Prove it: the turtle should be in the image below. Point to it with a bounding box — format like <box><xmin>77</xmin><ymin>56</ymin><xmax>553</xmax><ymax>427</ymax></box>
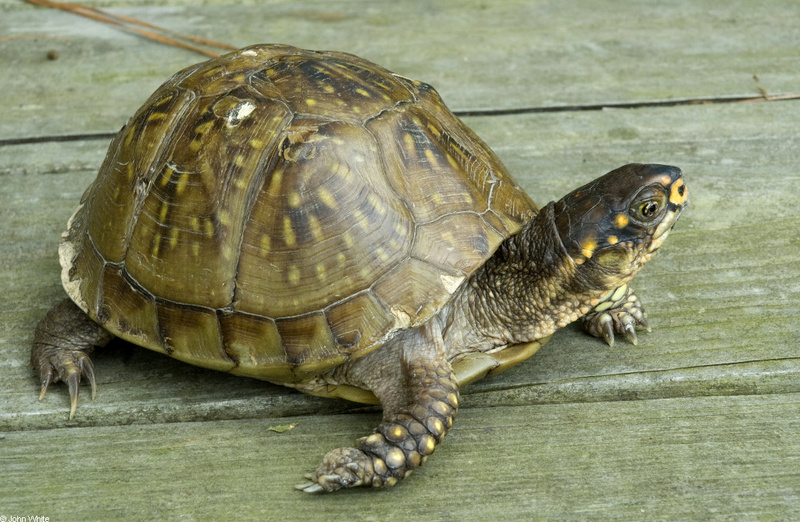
<box><xmin>31</xmin><ymin>44</ymin><xmax>688</xmax><ymax>492</ymax></box>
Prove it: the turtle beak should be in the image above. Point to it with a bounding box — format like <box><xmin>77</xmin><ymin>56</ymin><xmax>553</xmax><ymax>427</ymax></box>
<box><xmin>649</xmin><ymin>178</ymin><xmax>688</xmax><ymax>252</ymax></box>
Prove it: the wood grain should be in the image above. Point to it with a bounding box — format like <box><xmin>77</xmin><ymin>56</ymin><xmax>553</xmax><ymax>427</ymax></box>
<box><xmin>1</xmin><ymin>0</ymin><xmax>798</xmax><ymax>518</ymax></box>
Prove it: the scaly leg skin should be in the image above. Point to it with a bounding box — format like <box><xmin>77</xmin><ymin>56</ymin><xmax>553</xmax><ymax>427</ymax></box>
<box><xmin>31</xmin><ymin>298</ymin><xmax>114</xmax><ymax>419</ymax></box>
<box><xmin>296</xmin><ymin>323</ymin><xmax>458</xmax><ymax>493</ymax></box>
<box><xmin>583</xmin><ymin>283</ymin><xmax>651</xmax><ymax>346</ymax></box>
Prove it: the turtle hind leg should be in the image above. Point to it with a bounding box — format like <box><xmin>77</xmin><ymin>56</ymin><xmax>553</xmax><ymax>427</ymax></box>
<box><xmin>297</xmin><ymin>323</ymin><xmax>458</xmax><ymax>493</ymax></box>
<box><xmin>31</xmin><ymin>298</ymin><xmax>114</xmax><ymax>419</ymax></box>
<box><xmin>583</xmin><ymin>283</ymin><xmax>651</xmax><ymax>346</ymax></box>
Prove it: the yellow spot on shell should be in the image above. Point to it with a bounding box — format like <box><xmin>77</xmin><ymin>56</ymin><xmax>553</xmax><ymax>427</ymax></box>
<box><xmin>337</xmin><ymin>252</ymin><xmax>347</xmax><ymax>267</ymax></box>
<box><xmin>222</xmin><ymin>245</ymin><xmax>234</xmax><ymax>261</ymax></box>
<box><xmin>126</xmin><ymin>162</ymin><xmax>135</xmax><ymax>180</ymax></box>
<box><xmin>176</xmin><ymin>170</ymin><xmax>190</xmax><ymax>196</ymax></box>
<box><xmin>124</xmin><ymin>125</ymin><xmax>136</xmax><ymax>147</ymax></box>
<box><xmin>288</xmin><ymin>266</ymin><xmax>301</xmax><ymax>285</ymax></box>
<box><xmin>342</xmin><ymin>230</ymin><xmax>354</xmax><ymax>248</ymax></box>
<box><xmin>316</xmin><ymin>263</ymin><xmax>326</xmax><ymax>281</ymax></box>
<box><xmin>147</xmin><ymin>112</ymin><xmax>166</xmax><ymax>122</ymax></box>
<box><xmin>204</xmin><ymin>219</ymin><xmax>214</xmax><ymax>238</ymax></box>
<box><xmin>192</xmin><ymin>242</ymin><xmax>200</xmax><ymax>258</ymax></box>
<box><xmin>189</xmin><ymin>139</ymin><xmax>203</xmax><ymax>153</ymax></box>
<box><xmin>250</xmin><ymin>138</ymin><xmax>264</xmax><ymax>149</ymax></box>
<box><xmin>424</xmin><ymin>148</ymin><xmax>439</xmax><ymax>167</ymax></box>
<box><xmin>151</xmin><ymin>233</ymin><xmax>161</xmax><ymax>257</ymax></box>
<box><xmin>234</xmin><ymin>154</ymin><xmax>246</xmax><ymax>167</ymax></box>
<box><xmin>153</xmin><ymin>94</ymin><xmax>174</xmax><ymax>107</ymax></box>
<box><xmin>614</xmin><ymin>214</ymin><xmax>629</xmax><ymax>229</ymax></box>
<box><xmin>317</xmin><ymin>187</ymin><xmax>338</xmax><ymax>209</ymax></box>
<box><xmin>322</xmin><ymin>84</ymin><xmax>335</xmax><ymax>94</ymax></box>
<box><xmin>218</xmin><ymin>210</ymin><xmax>232</xmax><ymax>227</ymax></box>
<box><xmin>268</xmin><ymin>169</ymin><xmax>283</xmax><ymax>196</ymax></box>
<box><xmin>427</xmin><ymin>124</ymin><xmax>441</xmax><ymax>138</ymax></box>
<box><xmin>288</xmin><ymin>191</ymin><xmax>302</xmax><ymax>208</ymax></box>
<box><xmin>283</xmin><ymin>217</ymin><xmax>296</xmax><ymax>246</ymax></box>
<box><xmin>169</xmin><ymin>228</ymin><xmax>179</xmax><ymax>248</ymax></box>
<box><xmin>306</xmin><ymin>99</ymin><xmax>317</xmax><ymax>107</ymax></box>
<box><xmin>450</xmin><ymin>144</ymin><xmax>469</xmax><ymax>162</ymax></box>
<box><xmin>308</xmin><ymin>214</ymin><xmax>324</xmax><ymax>241</ymax></box>
<box><xmin>367</xmin><ymin>193</ymin><xmax>386</xmax><ymax>216</ymax></box>
<box><xmin>190</xmin><ymin>217</ymin><xmax>200</xmax><ymax>232</ymax></box>
<box><xmin>375</xmin><ymin>248</ymin><xmax>390</xmax><ymax>262</ymax></box>
<box><xmin>203</xmin><ymin>65</ymin><xmax>224</xmax><ymax>78</ymax></box>
<box><xmin>354</xmin><ymin>210</ymin><xmax>370</xmax><ymax>231</ymax></box>
<box><xmin>195</xmin><ymin>120</ymin><xmax>214</xmax><ymax>135</ymax></box>
<box><xmin>403</xmin><ymin>133</ymin><xmax>416</xmax><ymax>152</ymax></box>
<box><xmin>608</xmin><ymin>235</ymin><xmax>619</xmax><ymax>245</ymax></box>
<box><xmin>260</xmin><ymin>235</ymin><xmax>271</xmax><ymax>255</ymax></box>
<box><xmin>160</xmin><ymin>166</ymin><xmax>174</xmax><ymax>186</ymax></box>
<box><xmin>158</xmin><ymin>202</ymin><xmax>169</xmax><ymax>223</ymax></box>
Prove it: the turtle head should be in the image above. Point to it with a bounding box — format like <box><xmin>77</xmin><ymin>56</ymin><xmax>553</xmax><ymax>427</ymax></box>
<box><xmin>553</xmin><ymin>163</ymin><xmax>688</xmax><ymax>288</ymax></box>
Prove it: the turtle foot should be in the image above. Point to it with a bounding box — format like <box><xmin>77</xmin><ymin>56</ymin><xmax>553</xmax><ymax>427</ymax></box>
<box><xmin>584</xmin><ymin>284</ymin><xmax>650</xmax><ymax>346</ymax></box>
<box><xmin>31</xmin><ymin>299</ymin><xmax>113</xmax><ymax>419</ymax></box>
<box><xmin>296</xmin><ymin>447</ymin><xmax>378</xmax><ymax>493</ymax></box>
<box><xmin>34</xmin><ymin>347</ymin><xmax>97</xmax><ymax>420</ymax></box>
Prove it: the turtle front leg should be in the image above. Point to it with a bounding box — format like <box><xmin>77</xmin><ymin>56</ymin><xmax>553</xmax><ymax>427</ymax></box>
<box><xmin>583</xmin><ymin>283</ymin><xmax>650</xmax><ymax>346</ymax></box>
<box><xmin>31</xmin><ymin>298</ymin><xmax>114</xmax><ymax>418</ymax></box>
<box><xmin>297</xmin><ymin>322</ymin><xmax>458</xmax><ymax>493</ymax></box>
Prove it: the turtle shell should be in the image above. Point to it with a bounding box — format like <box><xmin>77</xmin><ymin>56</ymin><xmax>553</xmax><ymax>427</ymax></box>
<box><xmin>60</xmin><ymin>44</ymin><xmax>537</xmax><ymax>386</ymax></box>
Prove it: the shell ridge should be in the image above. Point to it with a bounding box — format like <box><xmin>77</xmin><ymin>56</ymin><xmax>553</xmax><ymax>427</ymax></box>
<box><xmin>227</xmin><ymin>101</ymin><xmax>293</xmax><ymax>312</ymax></box>
<box><xmin>362</xmin><ymin>120</ymin><xmax>418</xmax><ymax>223</ymax></box>
<box><xmin>118</xmin><ymin>86</ymin><xmax>199</xmax><ymax>269</ymax></box>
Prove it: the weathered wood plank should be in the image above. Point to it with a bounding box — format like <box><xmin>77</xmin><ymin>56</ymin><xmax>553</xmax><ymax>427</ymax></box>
<box><xmin>3</xmin><ymin>0</ymin><xmax>798</xmax><ymax>139</ymax></box>
<box><xmin>3</xmin><ymin>394</ymin><xmax>799</xmax><ymax>519</ymax></box>
<box><xmin>2</xmin><ymin>0</ymin><xmax>799</xmax><ymax>516</ymax></box>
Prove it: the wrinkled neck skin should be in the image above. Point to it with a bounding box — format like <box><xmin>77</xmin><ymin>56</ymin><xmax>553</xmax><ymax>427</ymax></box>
<box><xmin>441</xmin><ymin>203</ymin><xmax>605</xmax><ymax>357</ymax></box>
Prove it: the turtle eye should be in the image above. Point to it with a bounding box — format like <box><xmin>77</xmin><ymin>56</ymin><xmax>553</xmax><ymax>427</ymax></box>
<box><xmin>640</xmin><ymin>200</ymin><xmax>660</xmax><ymax>217</ymax></box>
<box><xmin>630</xmin><ymin>187</ymin><xmax>667</xmax><ymax>221</ymax></box>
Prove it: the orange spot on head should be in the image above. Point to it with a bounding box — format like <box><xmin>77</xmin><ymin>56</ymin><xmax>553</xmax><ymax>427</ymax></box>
<box><xmin>670</xmin><ymin>179</ymin><xmax>688</xmax><ymax>205</ymax></box>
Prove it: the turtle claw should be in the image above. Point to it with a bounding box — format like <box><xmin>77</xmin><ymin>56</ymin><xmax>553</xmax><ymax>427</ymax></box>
<box><xmin>295</xmin><ymin>481</ymin><xmax>325</xmax><ymax>494</ymax></box>
<box><xmin>299</xmin><ymin>447</ymin><xmax>375</xmax><ymax>492</ymax></box>
<box><xmin>599</xmin><ymin>317</ymin><xmax>616</xmax><ymax>347</ymax></box>
<box><xmin>623</xmin><ymin>323</ymin><xmax>638</xmax><ymax>346</ymax></box>
<box><xmin>38</xmin><ymin>371</ymin><xmax>54</xmax><ymax>401</ymax></box>
<box><xmin>34</xmin><ymin>348</ymin><xmax>97</xmax><ymax>419</ymax></box>
<box><xmin>584</xmin><ymin>286</ymin><xmax>649</xmax><ymax>346</ymax></box>
<box><xmin>638</xmin><ymin>315</ymin><xmax>652</xmax><ymax>332</ymax></box>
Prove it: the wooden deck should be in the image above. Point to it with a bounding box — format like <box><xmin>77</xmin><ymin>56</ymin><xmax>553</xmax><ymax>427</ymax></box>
<box><xmin>2</xmin><ymin>0</ymin><xmax>798</xmax><ymax>519</ymax></box>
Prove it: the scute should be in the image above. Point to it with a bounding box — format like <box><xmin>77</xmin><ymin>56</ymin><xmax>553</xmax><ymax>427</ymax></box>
<box><xmin>60</xmin><ymin>45</ymin><xmax>537</xmax><ymax>385</ymax></box>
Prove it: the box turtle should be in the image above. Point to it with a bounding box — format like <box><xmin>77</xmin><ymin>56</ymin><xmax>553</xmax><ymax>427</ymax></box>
<box><xmin>32</xmin><ymin>44</ymin><xmax>688</xmax><ymax>492</ymax></box>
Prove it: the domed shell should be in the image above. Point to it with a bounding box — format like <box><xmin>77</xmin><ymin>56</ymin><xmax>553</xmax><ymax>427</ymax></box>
<box><xmin>60</xmin><ymin>44</ymin><xmax>537</xmax><ymax>386</ymax></box>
